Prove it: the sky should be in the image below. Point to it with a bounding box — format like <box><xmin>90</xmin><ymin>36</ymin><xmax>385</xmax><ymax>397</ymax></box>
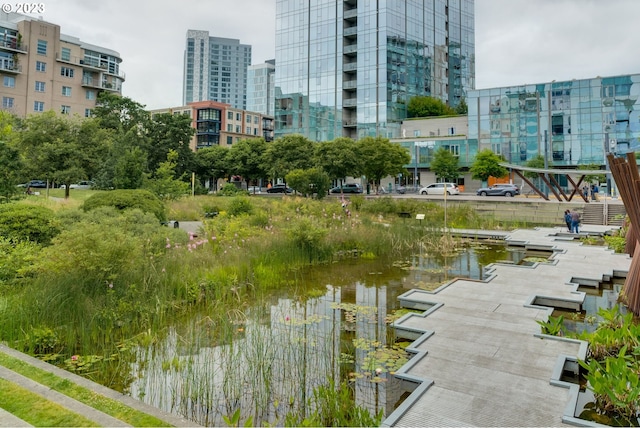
<box><xmin>32</xmin><ymin>0</ymin><xmax>640</xmax><ymax>110</ymax></box>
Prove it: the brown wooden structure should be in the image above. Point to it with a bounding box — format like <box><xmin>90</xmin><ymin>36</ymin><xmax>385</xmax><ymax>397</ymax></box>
<box><xmin>606</xmin><ymin>153</ymin><xmax>640</xmax><ymax>316</ymax></box>
<box><xmin>499</xmin><ymin>163</ymin><xmax>608</xmax><ymax>202</ymax></box>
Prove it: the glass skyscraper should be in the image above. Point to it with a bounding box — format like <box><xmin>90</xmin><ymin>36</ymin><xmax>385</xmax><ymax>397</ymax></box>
<box><xmin>183</xmin><ymin>30</ymin><xmax>252</xmax><ymax>110</ymax></box>
<box><xmin>274</xmin><ymin>0</ymin><xmax>475</xmax><ymax>141</ymax></box>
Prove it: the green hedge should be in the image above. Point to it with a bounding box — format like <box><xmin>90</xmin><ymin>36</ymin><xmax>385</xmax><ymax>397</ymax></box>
<box><xmin>82</xmin><ymin>189</ymin><xmax>167</xmax><ymax>222</ymax></box>
<box><xmin>0</xmin><ymin>204</ymin><xmax>59</xmax><ymax>245</ymax></box>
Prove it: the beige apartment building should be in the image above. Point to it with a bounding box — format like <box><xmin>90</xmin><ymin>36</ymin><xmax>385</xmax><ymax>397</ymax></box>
<box><xmin>150</xmin><ymin>100</ymin><xmax>275</xmax><ymax>151</ymax></box>
<box><xmin>0</xmin><ymin>12</ymin><xmax>124</xmax><ymax>117</ymax></box>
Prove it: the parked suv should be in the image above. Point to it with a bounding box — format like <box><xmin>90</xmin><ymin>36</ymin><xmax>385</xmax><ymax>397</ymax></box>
<box><xmin>329</xmin><ymin>183</ymin><xmax>363</xmax><ymax>194</ymax></box>
<box><xmin>267</xmin><ymin>184</ymin><xmax>293</xmax><ymax>194</ymax></box>
<box><xmin>476</xmin><ymin>183</ymin><xmax>520</xmax><ymax>197</ymax></box>
<box><xmin>419</xmin><ymin>183</ymin><xmax>459</xmax><ymax>195</ymax></box>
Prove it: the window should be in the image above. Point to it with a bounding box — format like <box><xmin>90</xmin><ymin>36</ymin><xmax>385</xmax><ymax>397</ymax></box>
<box><xmin>84</xmin><ymin>108</ymin><xmax>92</xmax><ymax>118</ymax></box>
<box><xmin>3</xmin><ymin>76</ymin><xmax>15</xmax><ymax>88</ymax></box>
<box><xmin>227</xmin><ymin>123</ymin><xmax>233</xmax><ymax>131</ymax></box>
<box><xmin>37</xmin><ymin>39</ymin><xmax>47</xmax><ymax>55</ymax></box>
<box><xmin>61</xmin><ymin>105</ymin><xmax>71</xmax><ymax>114</ymax></box>
<box><xmin>36</xmin><ymin>61</ymin><xmax>46</xmax><ymax>72</ymax></box>
<box><xmin>246</xmin><ymin>127</ymin><xmax>251</xmax><ymax>134</ymax></box>
<box><xmin>227</xmin><ymin>111</ymin><xmax>233</xmax><ymax>119</ymax></box>
<box><xmin>62</xmin><ymin>86</ymin><xmax>71</xmax><ymax>96</ymax></box>
<box><xmin>227</xmin><ymin>136</ymin><xmax>233</xmax><ymax>144</ymax></box>
<box><xmin>254</xmin><ymin>116</ymin><xmax>259</xmax><ymax>124</ymax></box>
<box><xmin>61</xmin><ymin>47</ymin><xmax>71</xmax><ymax>61</ymax></box>
<box><xmin>235</xmin><ymin>125</ymin><xmax>241</xmax><ymax>133</ymax></box>
<box><xmin>2</xmin><ymin>97</ymin><xmax>14</xmax><ymax>108</ymax></box>
<box><xmin>34</xmin><ymin>101</ymin><xmax>44</xmax><ymax>112</ymax></box>
<box><xmin>236</xmin><ymin>112</ymin><xmax>241</xmax><ymax>120</ymax></box>
<box><xmin>60</xmin><ymin>67</ymin><xmax>74</xmax><ymax>78</ymax></box>
<box><xmin>246</xmin><ymin>115</ymin><xmax>251</xmax><ymax>123</ymax></box>
<box><xmin>86</xmin><ymin>90</ymin><xmax>95</xmax><ymax>100</ymax></box>
<box><xmin>35</xmin><ymin>81</ymin><xmax>45</xmax><ymax>92</ymax></box>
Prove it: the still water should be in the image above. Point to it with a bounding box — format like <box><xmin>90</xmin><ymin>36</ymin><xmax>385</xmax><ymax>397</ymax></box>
<box><xmin>127</xmin><ymin>243</ymin><xmax>544</xmax><ymax>426</ymax></box>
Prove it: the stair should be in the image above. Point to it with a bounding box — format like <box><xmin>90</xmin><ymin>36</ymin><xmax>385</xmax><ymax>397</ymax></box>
<box><xmin>581</xmin><ymin>202</ymin><xmax>626</xmax><ymax>226</ymax></box>
<box><xmin>581</xmin><ymin>204</ymin><xmax>604</xmax><ymax>225</ymax></box>
<box><xmin>607</xmin><ymin>203</ymin><xmax>627</xmax><ymax>226</ymax></box>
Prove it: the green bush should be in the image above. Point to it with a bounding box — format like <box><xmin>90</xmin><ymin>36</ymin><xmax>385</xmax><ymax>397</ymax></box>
<box><xmin>227</xmin><ymin>197</ymin><xmax>253</xmax><ymax>217</ymax></box>
<box><xmin>218</xmin><ymin>183</ymin><xmax>244</xmax><ymax>196</ymax></box>
<box><xmin>0</xmin><ymin>204</ymin><xmax>60</xmax><ymax>245</ymax></box>
<box><xmin>0</xmin><ymin>238</ymin><xmax>40</xmax><ymax>284</ymax></box>
<box><xmin>82</xmin><ymin>189</ymin><xmax>166</xmax><ymax>222</ymax></box>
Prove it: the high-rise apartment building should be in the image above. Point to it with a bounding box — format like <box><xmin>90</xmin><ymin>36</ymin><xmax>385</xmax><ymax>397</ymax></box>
<box><xmin>183</xmin><ymin>31</ymin><xmax>252</xmax><ymax>110</ymax></box>
<box><xmin>246</xmin><ymin>59</ymin><xmax>276</xmax><ymax>116</ymax></box>
<box><xmin>274</xmin><ymin>0</ymin><xmax>475</xmax><ymax>141</ymax></box>
<box><xmin>0</xmin><ymin>12</ymin><xmax>124</xmax><ymax>118</ymax></box>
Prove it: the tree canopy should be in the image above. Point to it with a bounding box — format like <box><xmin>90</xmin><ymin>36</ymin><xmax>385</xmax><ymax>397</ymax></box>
<box><xmin>469</xmin><ymin>149</ymin><xmax>508</xmax><ymax>182</ymax></box>
<box><xmin>357</xmin><ymin>136</ymin><xmax>410</xmax><ymax>189</ymax></box>
<box><xmin>430</xmin><ymin>148</ymin><xmax>460</xmax><ymax>183</ymax></box>
<box><xmin>407</xmin><ymin>96</ymin><xmax>456</xmax><ymax>118</ymax></box>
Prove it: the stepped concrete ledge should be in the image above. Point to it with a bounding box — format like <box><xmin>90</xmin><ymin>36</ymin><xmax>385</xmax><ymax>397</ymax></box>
<box><xmin>383</xmin><ymin>225</ymin><xmax>629</xmax><ymax>427</ymax></box>
<box><xmin>0</xmin><ymin>344</ymin><xmax>200</xmax><ymax>427</ymax></box>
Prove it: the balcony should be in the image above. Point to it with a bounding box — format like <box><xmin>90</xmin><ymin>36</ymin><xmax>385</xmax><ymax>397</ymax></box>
<box><xmin>343</xmin><ymin>43</ymin><xmax>357</xmax><ymax>56</ymax></box>
<box><xmin>343</xmin><ymin>79</ymin><xmax>357</xmax><ymax>90</ymax></box>
<box><xmin>0</xmin><ymin>61</ymin><xmax>21</xmax><ymax>74</ymax></box>
<box><xmin>343</xmin><ymin>98</ymin><xmax>357</xmax><ymax>108</ymax></box>
<box><xmin>81</xmin><ymin>76</ymin><xmax>121</xmax><ymax>92</ymax></box>
<box><xmin>344</xmin><ymin>9</ymin><xmax>357</xmax><ymax>21</ymax></box>
<box><xmin>344</xmin><ymin>26</ymin><xmax>357</xmax><ymax>37</ymax></box>
<box><xmin>343</xmin><ymin>62</ymin><xmax>357</xmax><ymax>72</ymax></box>
<box><xmin>0</xmin><ymin>39</ymin><xmax>27</xmax><ymax>53</ymax></box>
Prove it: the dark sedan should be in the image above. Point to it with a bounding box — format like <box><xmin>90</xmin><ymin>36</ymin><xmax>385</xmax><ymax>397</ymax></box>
<box><xmin>267</xmin><ymin>184</ymin><xmax>293</xmax><ymax>194</ymax></box>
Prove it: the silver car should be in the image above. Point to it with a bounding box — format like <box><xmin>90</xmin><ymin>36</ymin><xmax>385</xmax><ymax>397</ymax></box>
<box><xmin>419</xmin><ymin>183</ymin><xmax>460</xmax><ymax>195</ymax></box>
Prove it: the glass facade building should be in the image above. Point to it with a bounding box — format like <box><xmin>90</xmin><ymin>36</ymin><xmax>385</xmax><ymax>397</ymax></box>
<box><xmin>246</xmin><ymin>59</ymin><xmax>276</xmax><ymax>115</ymax></box>
<box><xmin>468</xmin><ymin>74</ymin><xmax>640</xmax><ymax>167</ymax></box>
<box><xmin>183</xmin><ymin>31</ymin><xmax>252</xmax><ymax>110</ymax></box>
<box><xmin>274</xmin><ymin>0</ymin><xmax>475</xmax><ymax>141</ymax></box>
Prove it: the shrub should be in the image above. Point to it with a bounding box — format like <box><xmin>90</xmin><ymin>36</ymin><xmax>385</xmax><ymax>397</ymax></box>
<box><xmin>0</xmin><ymin>203</ymin><xmax>60</xmax><ymax>245</ymax></box>
<box><xmin>0</xmin><ymin>238</ymin><xmax>40</xmax><ymax>284</ymax></box>
<box><xmin>227</xmin><ymin>197</ymin><xmax>253</xmax><ymax>217</ymax></box>
<box><xmin>82</xmin><ymin>189</ymin><xmax>166</xmax><ymax>222</ymax></box>
<box><xmin>218</xmin><ymin>183</ymin><xmax>244</xmax><ymax>196</ymax></box>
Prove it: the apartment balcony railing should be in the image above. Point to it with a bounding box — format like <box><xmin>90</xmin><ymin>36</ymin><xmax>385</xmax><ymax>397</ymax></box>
<box><xmin>344</xmin><ymin>26</ymin><xmax>357</xmax><ymax>37</ymax></box>
<box><xmin>343</xmin><ymin>98</ymin><xmax>357</xmax><ymax>108</ymax></box>
<box><xmin>81</xmin><ymin>76</ymin><xmax>121</xmax><ymax>92</ymax></box>
<box><xmin>0</xmin><ymin>61</ymin><xmax>21</xmax><ymax>73</ymax></box>
<box><xmin>0</xmin><ymin>39</ymin><xmax>27</xmax><ymax>53</ymax></box>
<box><xmin>343</xmin><ymin>43</ymin><xmax>357</xmax><ymax>55</ymax></box>
<box><xmin>343</xmin><ymin>62</ymin><xmax>357</xmax><ymax>72</ymax></box>
<box><xmin>57</xmin><ymin>53</ymin><xmax>126</xmax><ymax>80</ymax></box>
<box><xmin>344</xmin><ymin>9</ymin><xmax>357</xmax><ymax>20</ymax></box>
<box><xmin>343</xmin><ymin>80</ymin><xmax>357</xmax><ymax>90</ymax></box>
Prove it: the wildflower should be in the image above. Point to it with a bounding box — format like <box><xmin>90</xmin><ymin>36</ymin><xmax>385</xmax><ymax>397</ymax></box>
<box><xmin>108</xmin><ymin>282</ymin><xmax>113</xmax><ymax>289</ymax></box>
<box><xmin>161</xmin><ymin>268</ymin><xmax>166</xmax><ymax>273</ymax></box>
<box><xmin>166</xmin><ymin>242</ymin><xmax>171</xmax><ymax>249</ymax></box>
<box><xmin>71</xmin><ymin>355</ymin><xmax>78</xmax><ymax>361</ymax></box>
<box><xmin>212</xmin><ymin>236</ymin><xmax>216</xmax><ymax>241</ymax></box>
<box><xmin>285</xmin><ymin>316</ymin><xmax>290</xmax><ymax>321</ymax></box>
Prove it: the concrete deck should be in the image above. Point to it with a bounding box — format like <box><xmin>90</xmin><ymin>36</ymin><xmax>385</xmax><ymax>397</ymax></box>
<box><xmin>383</xmin><ymin>225</ymin><xmax>630</xmax><ymax>427</ymax></box>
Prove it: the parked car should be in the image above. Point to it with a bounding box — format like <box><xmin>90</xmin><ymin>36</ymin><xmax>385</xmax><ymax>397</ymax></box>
<box><xmin>267</xmin><ymin>184</ymin><xmax>293</xmax><ymax>194</ymax></box>
<box><xmin>419</xmin><ymin>183</ymin><xmax>460</xmax><ymax>195</ymax></box>
<box><xmin>476</xmin><ymin>183</ymin><xmax>520</xmax><ymax>197</ymax></box>
<box><xmin>29</xmin><ymin>180</ymin><xmax>48</xmax><ymax>188</ymax></box>
<box><xmin>329</xmin><ymin>183</ymin><xmax>363</xmax><ymax>194</ymax></box>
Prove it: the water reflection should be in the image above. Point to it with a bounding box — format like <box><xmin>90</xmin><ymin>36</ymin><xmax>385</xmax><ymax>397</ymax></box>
<box><xmin>127</xmin><ymin>243</ymin><xmax>536</xmax><ymax>425</ymax></box>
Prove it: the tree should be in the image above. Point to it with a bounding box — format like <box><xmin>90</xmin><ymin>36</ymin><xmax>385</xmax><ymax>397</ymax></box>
<box><xmin>143</xmin><ymin>149</ymin><xmax>190</xmax><ymax>200</ymax></box>
<box><xmin>286</xmin><ymin>168</ymin><xmax>331</xmax><ymax>199</ymax></box>
<box><xmin>145</xmin><ymin>113</ymin><xmax>195</xmax><ymax>177</ymax></box>
<box><xmin>578</xmin><ymin>163</ymin><xmax>606</xmax><ymax>185</ymax></box>
<box><xmin>16</xmin><ymin>112</ymin><xmax>110</xmax><ymax>198</ymax></box>
<box><xmin>92</xmin><ymin>92</ymin><xmax>150</xmax><ymax>133</ymax></box>
<box><xmin>455</xmin><ymin>97</ymin><xmax>468</xmax><ymax>115</ymax></box>
<box><xmin>407</xmin><ymin>96</ymin><xmax>456</xmax><ymax>118</ymax></box>
<box><xmin>524</xmin><ymin>155</ymin><xmax>545</xmax><ymax>179</ymax></box>
<box><xmin>0</xmin><ymin>112</ymin><xmax>22</xmax><ymax>202</ymax></box>
<box><xmin>431</xmin><ymin>148</ymin><xmax>460</xmax><ymax>182</ymax></box>
<box><xmin>227</xmin><ymin>138</ymin><xmax>268</xmax><ymax>191</ymax></box>
<box><xmin>195</xmin><ymin>145</ymin><xmax>230</xmax><ymax>191</ymax></box>
<box><xmin>356</xmin><ymin>137</ymin><xmax>411</xmax><ymax>191</ymax></box>
<box><xmin>314</xmin><ymin>137</ymin><xmax>361</xmax><ymax>184</ymax></box>
<box><xmin>470</xmin><ymin>149</ymin><xmax>508</xmax><ymax>183</ymax></box>
<box><xmin>263</xmin><ymin>134</ymin><xmax>315</xmax><ymax>182</ymax></box>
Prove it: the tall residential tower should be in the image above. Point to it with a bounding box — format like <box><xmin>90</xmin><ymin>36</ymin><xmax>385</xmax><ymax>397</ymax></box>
<box><xmin>274</xmin><ymin>0</ymin><xmax>475</xmax><ymax>141</ymax></box>
<box><xmin>183</xmin><ymin>31</ymin><xmax>252</xmax><ymax>110</ymax></box>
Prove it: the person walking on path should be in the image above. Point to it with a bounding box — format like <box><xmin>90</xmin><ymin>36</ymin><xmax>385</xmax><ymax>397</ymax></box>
<box><xmin>570</xmin><ymin>210</ymin><xmax>581</xmax><ymax>233</ymax></box>
<box><xmin>564</xmin><ymin>210</ymin><xmax>572</xmax><ymax>232</ymax></box>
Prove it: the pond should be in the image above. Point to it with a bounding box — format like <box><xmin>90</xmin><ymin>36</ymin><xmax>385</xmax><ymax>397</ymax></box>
<box><xmin>125</xmin><ymin>242</ymin><xmax>551</xmax><ymax>426</ymax></box>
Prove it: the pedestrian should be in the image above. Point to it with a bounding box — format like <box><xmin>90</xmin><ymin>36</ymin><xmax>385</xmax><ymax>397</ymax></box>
<box><xmin>592</xmin><ymin>184</ymin><xmax>599</xmax><ymax>201</ymax></box>
<box><xmin>582</xmin><ymin>185</ymin><xmax>589</xmax><ymax>200</ymax></box>
<box><xmin>570</xmin><ymin>210</ymin><xmax>580</xmax><ymax>233</ymax></box>
<box><xmin>564</xmin><ymin>210</ymin><xmax>571</xmax><ymax>232</ymax></box>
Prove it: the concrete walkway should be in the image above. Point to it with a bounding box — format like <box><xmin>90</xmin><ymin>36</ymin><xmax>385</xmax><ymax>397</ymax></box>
<box><xmin>383</xmin><ymin>225</ymin><xmax>629</xmax><ymax>427</ymax></box>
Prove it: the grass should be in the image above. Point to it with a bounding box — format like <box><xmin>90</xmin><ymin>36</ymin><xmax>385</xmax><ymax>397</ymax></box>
<box><xmin>0</xmin><ymin>352</ymin><xmax>173</xmax><ymax>427</ymax></box>
<box><xmin>0</xmin><ymin>378</ymin><xmax>98</xmax><ymax>427</ymax></box>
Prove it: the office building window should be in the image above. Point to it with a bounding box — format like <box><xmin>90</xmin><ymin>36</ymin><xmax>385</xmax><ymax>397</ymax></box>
<box><xmin>35</xmin><ymin>81</ymin><xmax>45</xmax><ymax>92</ymax></box>
<box><xmin>34</xmin><ymin>101</ymin><xmax>44</xmax><ymax>112</ymax></box>
<box><xmin>36</xmin><ymin>61</ymin><xmax>46</xmax><ymax>72</ymax></box>
<box><xmin>60</xmin><ymin>67</ymin><xmax>74</xmax><ymax>78</ymax></box>
<box><xmin>2</xmin><ymin>97</ymin><xmax>14</xmax><ymax>108</ymax></box>
<box><xmin>61</xmin><ymin>105</ymin><xmax>71</xmax><ymax>114</ymax></box>
<box><xmin>37</xmin><ymin>39</ymin><xmax>47</xmax><ymax>55</ymax></box>
<box><xmin>86</xmin><ymin>90</ymin><xmax>95</xmax><ymax>100</ymax></box>
<box><xmin>61</xmin><ymin>47</ymin><xmax>71</xmax><ymax>61</ymax></box>
<box><xmin>62</xmin><ymin>86</ymin><xmax>71</xmax><ymax>96</ymax></box>
<box><xmin>3</xmin><ymin>76</ymin><xmax>15</xmax><ymax>88</ymax></box>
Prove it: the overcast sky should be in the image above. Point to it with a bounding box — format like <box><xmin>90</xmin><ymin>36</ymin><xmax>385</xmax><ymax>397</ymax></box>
<box><xmin>35</xmin><ymin>0</ymin><xmax>640</xmax><ymax>110</ymax></box>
